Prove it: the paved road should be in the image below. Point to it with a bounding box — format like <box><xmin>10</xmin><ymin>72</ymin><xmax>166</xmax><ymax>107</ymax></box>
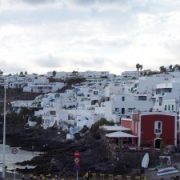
<box><xmin>0</xmin><ymin>172</ymin><xmax>21</xmax><ymax>180</ymax></box>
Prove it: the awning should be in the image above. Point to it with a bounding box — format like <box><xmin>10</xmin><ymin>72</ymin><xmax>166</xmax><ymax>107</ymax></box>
<box><xmin>105</xmin><ymin>131</ymin><xmax>137</xmax><ymax>138</ymax></box>
<box><xmin>100</xmin><ymin>125</ymin><xmax>130</xmax><ymax>132</ymax></box>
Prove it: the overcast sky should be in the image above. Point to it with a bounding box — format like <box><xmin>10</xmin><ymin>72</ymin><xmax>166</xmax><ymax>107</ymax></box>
<box><xmin>0</xmin><ymin>0</ymin><xmax>180</xmax><ymax>75</ymax></box>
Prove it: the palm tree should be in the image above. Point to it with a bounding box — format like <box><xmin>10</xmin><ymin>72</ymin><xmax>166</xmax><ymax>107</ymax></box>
<box><xmin>136</xmin><ymin>63</ymin><xmax>140</xmax><ymax>72</ymax></box>
<box><xmin>139</xmin><ymin>64</ymin><xmax>143</xmax><ymax>72</ymax></box>
<box><xmin>139</xmin><ymin>64</ymin><xmax>143</xmax><ymax>76</ymax></box>
<box><xmin>136</xmin><ymin>63</ymin><xmax>143</xmax><ymax>77</ymax></box>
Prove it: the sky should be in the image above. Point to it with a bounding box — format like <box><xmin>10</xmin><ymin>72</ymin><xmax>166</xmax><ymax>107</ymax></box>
<box><xmin>0</xmin><ymin>0</ymin><xmax>180</xmax><ymax>75</ymax></box>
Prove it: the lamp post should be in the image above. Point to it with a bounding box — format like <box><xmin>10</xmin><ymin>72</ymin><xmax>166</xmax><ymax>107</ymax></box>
<box><xmin>2</xmin><ymin>82</ymin><xmax>7</xmax><ymax>179</ymax></box>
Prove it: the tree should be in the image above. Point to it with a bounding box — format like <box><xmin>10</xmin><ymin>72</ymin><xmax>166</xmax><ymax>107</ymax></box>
<box><xmin>52</xmin><ymin>70</ymin><xmax>56</xmax><ymax>77</ymax></box>
<box><xmin>173</xmin><ymin>64</ymin><xmax>180</xmax><ymax>71</ymax></box>
<box><xmin>136</xmin><ymin>63</ymin><xmax>140</xmax><ymax>72</ymax></box>
<box><xmin>169</xmin><ymin>65</ymin><xmax>173</xmax><ymax>71</ymax></box>
<box><xmin>65</xmin><ymin>77</ymin><xmax>86</xmax><ymax>86</ymax></box>
<box><xmin>160</xmin><ymin>66</ymin><xmax>166</xmax><ymax>73</ymax></box>
<box><xmin>136</xmin><ymin>63</ymin><xmax>143</xmax><ymax>77</ymax></box>
<box><xmin>72</xmin><ymin>70</ymin><xmax>79</xmax><ymax>77</ymax></box>
<box><xmin>0</xmin><ymin>70</ymin><xmax>3</xmax><ymax>75</ymax></box>
<box><xmin>139</xmin><ymin>64</ymin><xmax>143</xmax><ymax>71</ymax></box>
<box><xmin>177</xmin><ymin>65</ymin><xmax>180</xmax><ymax>71</ymax></box>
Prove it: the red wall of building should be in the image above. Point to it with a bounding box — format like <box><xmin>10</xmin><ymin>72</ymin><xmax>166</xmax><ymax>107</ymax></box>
<box><xmin>121</xmin><ymin>119</ymin><xmax>138</xmax><ymax>136</ymax></box>
<box><xmin>121</xmin><ymin>119</ymin><xmax>132</xmax><ymax>129</ymax></box>
<box><xmin>132</xmin><ymin>120</ymin><xmax>139</xmax><ymax>136</ymax></box>
<box><xmin>141</xmin><ymin>114</ymin><xmax>175</xmax><ymax>147</ymax></box>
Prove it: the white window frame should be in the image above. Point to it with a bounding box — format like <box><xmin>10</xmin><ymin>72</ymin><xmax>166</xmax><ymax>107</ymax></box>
<box><xmin>154</xmin><ymin>121</ymin><xmax>162</xmax><ymax>134</ymax></box>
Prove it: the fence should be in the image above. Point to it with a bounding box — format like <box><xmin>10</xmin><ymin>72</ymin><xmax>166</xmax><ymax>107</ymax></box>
<box><xmin>20</xmin><ymin>173</ymin><xmax>148</xmax><ymax>180</ymax></box>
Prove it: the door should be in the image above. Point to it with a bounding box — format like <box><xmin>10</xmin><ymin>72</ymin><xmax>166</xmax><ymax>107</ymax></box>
<box><xmin>155</xmin><ymin>138</ymin><xmax>161</xmax><ymax>149</ymax></box>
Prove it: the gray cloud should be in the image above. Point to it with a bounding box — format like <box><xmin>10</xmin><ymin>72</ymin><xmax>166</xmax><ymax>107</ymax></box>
<box><xmin>21</xmin><ymin>0</ymin><xmax>56</xmax><ymax>5</ymax></box>
<box><xmin>72</xmin><ymin>57</ymin><xmax>106</xmax><ymax>69</ymax></box>
<box><xmin>164</xmin><ymin>40</ymin><xmax>180</xmax><ymax>56</ymax></box>
<box><xmin>1</xmin><ymin>0</ymin><xmax>180</xmax><ymax>75</ymax></box>
<box><xmin>74</xmin><ymin>0</ymin><xmax>127</xmax><ymax>5</ymax></box>
<box><xmin>21</xmin><ymin>0</ymin><xmax>129</xmax><ymax>6</ymax></box>
<box><xmin>71</xmin><ymin>38</ymin><xmax>132</xmax><ymax>48</ymax></box>
<box><xmin>113</xmin><ymin>61</ymin><xmax>136</xmax><ymax>70</ymax></box>
<box><xmin>2</xmin><ymin>0</ymin><xmax>180</xmax><ymax>14</ymax></box>
<box><xmin>35</xmin><ymin>55</ymin><xmax>61</xmax><ymax>68</ymax></box>
<box><xmin>0</xmin><ymin>60</ymin><xmax>27</xmax><ymax>74</ymax></box>
<box><xmin>6</xmin><ymin>0</ymin><xmax>128</xmax><ymax>6</ymax></box>
<box><xmin>34</xmin><ymin>56</ymin><xmax>110</xmax><ymax>72</ymax></box>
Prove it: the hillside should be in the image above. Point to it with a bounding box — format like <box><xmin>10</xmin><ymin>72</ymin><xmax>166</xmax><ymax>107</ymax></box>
<box><xmin>0</xmin><ymin>87</ymin><xmax>41</xmax><ymax>113</ymax></box>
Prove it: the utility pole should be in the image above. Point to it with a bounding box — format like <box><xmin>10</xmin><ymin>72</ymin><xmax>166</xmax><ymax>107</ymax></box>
<box><xmin>2</xmin><ymin>82</ymin><xmax>7</xmax><ymax>179</ymax></box>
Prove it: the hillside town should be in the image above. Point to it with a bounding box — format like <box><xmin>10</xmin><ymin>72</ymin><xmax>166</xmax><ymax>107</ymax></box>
<box><xmin>2</xmin><ymin>65</ymin><xmax>180</xmax><ymax>140</ymax></box>
<box><xmin>1</xmin><ymin>65</ymin><xmax>180</xmax><ymax>179</ymax></box>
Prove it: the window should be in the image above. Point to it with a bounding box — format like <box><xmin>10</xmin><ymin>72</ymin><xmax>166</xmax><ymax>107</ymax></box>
<box><xmin>121</xmin><ymin>108</ymin><xmax>125</xmax><ymax>114</ymax></box>
<box><xmin>122</xmin><ymin>96</ymin><xmax>125</xmax><ymax>101</ymax></box>
<box><xmin>115</xmin><ymin>108</ymin><xmax>119</xmax><ymax>112</ymax></box>
<box><xmin>172</xmin><ymin>105</ymin><xmax>174</xmax><ymax>111</ymax></box>
<box><xmin>50</xmin><ymin>111</ymin><xmax>56</xmax><ymax>115</ymax></box>
<box><xmin>165</xmin><ymin>105</ymin><xmax>167</xmax><ymax>111</ymax></box>
<box><xmin>94</xmin><ymin>91</ymin><xmax>98</xmax><ymax>95</ymax></box>
<box><xmin>177</xmin><ymin>121</ymin><xmax>179</xmax><ymax>131</ymax></box>
<box><xmin>154</xmin><ymin>121</ymin><xmax>162</xmax><ymax>134</ymax></box>
<box><xmin>138</xmin><ymin>96</ymin><xmax>147</xmax><ymax>101</ymax></box>
<box><xmin>168</xmin><ymin>105</ymin><xmax>170</xmax><ymax>111</ymax></box>
<box><xmin>159</xmin><ymin>97</ymin><xmax>162</xmax><ymax>106</ymax></box>
<box><xmin>156</xmin><ymin>89</ymin><xmax>161</xmax><ymax>94</ymax></box>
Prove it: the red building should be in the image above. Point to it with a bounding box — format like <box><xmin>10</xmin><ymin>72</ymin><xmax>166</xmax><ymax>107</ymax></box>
<box><xmin>121</xmin><ymin>112</ymin><xmax>177</xmax><ymax>149</ymax></box>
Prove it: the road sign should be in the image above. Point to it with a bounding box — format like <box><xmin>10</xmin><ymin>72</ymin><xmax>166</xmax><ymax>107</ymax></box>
<box><xmin>11</xmin><ymin>147</ymin><xmax>18</xmax><ymax>154</ymax></box>
<box><xmin>74</xmin><ymin>157</ymin><xmax>80</xmax><ymax>165</ymax></box>
<box><xmin>74</xmin><ymin>163</ymin><xmax>80</xmax><ymax>171</ymax></box>
<box><xmin>74</xmin><ymin>152</ymin><xmax>80</xmax><ymax>180</ymax></box>
<box><xmin>74</xmin><ymin>151</ymin><xmax>80</xmax><ymax>157</ymax></box>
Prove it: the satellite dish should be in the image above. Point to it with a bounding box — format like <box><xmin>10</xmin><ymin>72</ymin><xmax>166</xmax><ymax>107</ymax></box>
<box><xmin>141</xmin><ymin>153</ymin><xmax>149</xmax><ymax>168</ymax></box>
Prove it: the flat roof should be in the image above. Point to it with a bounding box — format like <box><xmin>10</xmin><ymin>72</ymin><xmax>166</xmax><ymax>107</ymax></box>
<box><xmin>100</xmin><ymin>125</ymin><xmax>130</xmax><ymax>132</ymax></box>
<box><xmin>121</xmin><ymin>118</ymin><xmax>132</xmax><ymax>121</ymax></box>
<box><xmin>105</xmin><ymin>131</ymin><xmax>137</xmax><ymax>138</ymax></box>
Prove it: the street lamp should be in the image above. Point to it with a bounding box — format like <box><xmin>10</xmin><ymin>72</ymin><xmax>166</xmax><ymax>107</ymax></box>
<box><xmin>2</xmin><ymin>82</ymin><xmax>7</xmax><ymax>179</ymax></box>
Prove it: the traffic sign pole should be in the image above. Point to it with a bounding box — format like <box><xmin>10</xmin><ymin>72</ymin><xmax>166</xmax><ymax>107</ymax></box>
<box><xmin>76</xmin><ymin>169</ymin><xmax>78</xmax><ymax>180</ymax></box>
<box><xmin>11</xmin><ymin>147</ymin><xmax>18</xmax><ymax>180</ymax></box>
<box><xmin>74</xmin><ymin>158</ymin><xmax>80</xmax><ymax>180</ymax></box>
<box><xmin>74</xmin><ymin>151</ymin><xmax>80</xmax><ymax>180</ymax></box>
<box><xmin>13</xmin><ymin>166</ymin><xmax>16</xmax><ymax>180</ymax></box>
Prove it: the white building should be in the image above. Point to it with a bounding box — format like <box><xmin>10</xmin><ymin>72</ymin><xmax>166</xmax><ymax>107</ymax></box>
<box><xmin>23</xmin><ymin>79</ymin><xmax>64</xmax><ymax>93</ymax></box>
